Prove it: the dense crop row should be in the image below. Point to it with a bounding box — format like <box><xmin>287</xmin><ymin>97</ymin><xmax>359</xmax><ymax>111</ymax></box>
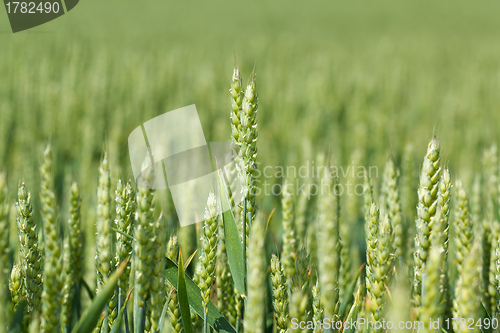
<box><xmin>1</xmin><ymin>63</ymin><xmax>500</xmax><ymax>333</ymax></box>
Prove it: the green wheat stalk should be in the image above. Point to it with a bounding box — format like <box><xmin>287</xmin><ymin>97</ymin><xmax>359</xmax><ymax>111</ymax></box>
<box><xmin>413</xmin><ymin>136</ymin><xmax>441</xmax><ymax>308</ymax></box>
<box><xmin>61</xmin><ymin>182</ymin><xmax>83</xmax><ymax>332</ymax></box>
<box><xmin>270</xmin><ymin>254</ymin><xmax>289</xmax><ymax>333</ymax></box>
<box><xmin>198</xmin><ymin>192</ymin><xmax>219</xmax><ymax>333</ymax></box>
<box><xmin>244</xmin><ymin>216</ymin><xmax>266</xmax><ymax>333</ymax></box>
<box><xmin>149</xmin><ymin>214</ymin><xmax>168</xmax><ymax>332</ymax></box>
<box><xmin>236</xmin><ymin>72</ymin><xmax>259</xmax><ymax>240</ymax></box>
<box><xmin>434</xmin><ymin>169</ymin><xmax>452</xmax><ymax>320</ymax></box>
<box><xmin>454</xmin><ymin>179</ymin><xmax>473</xmax><ymax>276</ymax></box>
<box><xmin>483</xmin><ymin>145</ymin><xmax>499</xmax><ymax>315</ymax></box>
<box><xmin>289</xmin><ymin>285</ymin><xmax>313</xmax><ymax>333</ymax></box>
<box><xmin>384</xmin><ymin>158</ymin><xmax>404</xmax><ymax>264</ymax></box>
<box><xmin>96</xmin><ymin>153</ymin><xmax>113</xmax><ymax>286</ymax></box>
<box><xmin>316</xmin><ymin>172</ymin><xmax>340</xmax><ymax>321</ymax></box>
<box><xmin>281</xmin><ymin>181</ymin><xmax>296</xmax><ymax>286</ymax></box>
<box><xmin>95</xmin><ymin>152</ymin><xmax>116</xmax><ymax>332</ymax></box>
<box><xmin>229</xmin><ymin>66</ymin><xmax>244</xmax><ymax>222</ymax></box>
<box><xmin>40</xmin><ymin>145</ymin><xmax>63</xmax><ymax>333</ymax></box>
<box><xmin>420</xmin><ymin>209</ymin><xmax>445</xmax><ymax>333</ymax></box>
<box><xmin>366</xmin><ymin>206</ymin><xmax>393</xmax><ymax>331</ymax></box>
<box><xmin>134</xmin><ymin>165</ymin><xmax>155</xmax><ymax>332</ymax></box>
<box><xmin>114</xmin><ymin>179</ymin><xmax>135</xmax><ymax>322</ymax></box>
<box><xmin>312</xmin><ymin>279</ymin><xmax>323</xmax><ymax>330</ymax></box>
<box><xmin>454</xmin><ymin>240</ymin><xmax>481</xmax><ymax>333</ymax></box>
<box><xmin>16</xmin><ymin>182</ymin><xmax>43</xmax><ymax>320</ymax></box>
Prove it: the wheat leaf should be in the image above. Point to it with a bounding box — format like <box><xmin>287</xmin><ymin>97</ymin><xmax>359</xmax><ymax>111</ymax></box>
<box><xmin>217</xmin><ymin>170</ymin><xmax>245</xmax><ymax>295</ymax></box>
<box><xmin>164</xmin><ymin>258</ymin><xmax>236</xmax><ymax>333</ymax></box>
<box><xmin>71</xmin><ymin>261</ymin><xmax>127</xmax><ymax>333</ymax></box>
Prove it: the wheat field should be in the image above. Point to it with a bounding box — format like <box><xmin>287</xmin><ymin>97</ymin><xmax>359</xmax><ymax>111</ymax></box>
<box><xmin>2</xmin><ymin>1</ymin><xmax>500</xmax><ymax>333</ymax></box>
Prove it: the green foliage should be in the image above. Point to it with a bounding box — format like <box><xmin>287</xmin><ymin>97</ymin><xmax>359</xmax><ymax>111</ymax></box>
<box><xmin>177</xmin><ymin>250</ymin><xmax>193</xmax><ymax>333</ymax></box>
<box><xmin>2</xmin><ymin>17</ymin><xmax>500</xmax><ymax>331</ymax></box>
<box><xmin>219</xmin><ymin>171</ymin><xmax>245</xmax><ymax>296</ymax></box>
<box><xmin>164</xmin><ymin>258</ymin><xmax>236</xmax><ymax>333</ymax></box>
<box><xmin>71</xmin><ymin>262</ymin><xmax>127</xmax><ymax>333</ymax></box>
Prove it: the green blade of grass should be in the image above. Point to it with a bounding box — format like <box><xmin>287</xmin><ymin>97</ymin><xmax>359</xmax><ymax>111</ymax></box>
<box><xmin>71</xmin><ymin>261</ymin><xmax>127</xmax><ymax>333</ymax></box>
<box><xmin>341</xmin><ymin>287</ymin><xmax>361</xmax><ymax>333</ymax></box>
<box><xmin>184</xmin><ymin>249</ymin><xmax>198</xmax><ymax>271</ymax></box>
<box><xmin>480</xmin><ymin>301</ymin><xmax>493</xmax><ymax>333</ymax></box>
<box><xmin>339</xmin><ymin>263</ymin><xmax>364</xmax><ymax>319</ymax></box>
<box><xmin>110</xmin><ymin>288</ymin><xmax>134</xmax><ymax>333</ymax></box>
<box><xmin>265</xmin><ymin>208</ymin><xmax>275</xmax><ymax>235</ymax></box>
<box><xmin>158</xmin><ymin>290</ymin><xmax>173</xmax><ymax>333</ymax></box>
<box><xmin>165</xmin><ymin>258</ymin><xmax>236</xmax><ymax>333</ymax></box>
<box><xmin>217</xmin><ymin>170</ymin><xmax>245</xmax><ymax>295</ymax></box>
<box><xmin>178</xmin><ymin>249</ymin><xmax>193</xmax><ymax>333</ymax></box>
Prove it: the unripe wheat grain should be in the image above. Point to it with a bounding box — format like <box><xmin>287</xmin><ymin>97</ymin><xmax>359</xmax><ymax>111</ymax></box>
<box><xmin>16</xmin><ymin>182</ymin><xmax>42</xmax><ymax>320</ymax></box>
<box><xmin>454</xmin><ymin>179</ymin><xmax>473</xmax><ymax>276</ymax></box>
<box><xmin>414</xmin><ymin>136</ymin><xmax>441</xmax><ymax>308</ymax></box>
<box><xmin>134</xmin><ymin>165</ymin><xmax>155</xmax><ymax>330</ymax></box>
<box><xmin>421</xmin><ymin>210</ymin><xmax>445</xmax><ymax>333</ymax></box>
<box><xmin>40</xmin><ymin>145</ymin><xmax>63</xmax><ymax>333</ymax></box>
<box><xmin>289</xmin><ymin>285</ymin><xmax>313</xmax><ymax>333</ymax></box>
<box><xmin>433</xmin><ymin>169</ymin><xmax>452</xmax><ymax>320</ymax></box>
<box><xmin>316</xmin><ymin>172</ymin><xmax>340</xmax><ymax>321</ymax></box>
<box><xmin>270</xmin><ymin>254</ymin><xmax>289</xmax><ymax>333</ymax></box>
<box><xmin>150</xmin><ymin>214</ymin><xmax>167</xmax><ymax>332</ymax></box>
<box><xmin>114</xmin><ymin>179</ymin><xmax>135</xmax><ymax>318</ymax></box>
<box><xmin>454</xmin><ymin>240</ymin><xmax>481</xmax><ymax>333</ymax></box>
<box><xmin>9</xmin><ymin>263</ymin><xmax>23</xmax><ymax>311</ymax></box>
<box><xmin>198</xmin><ymin>192</ymin><xmax>219</xmax><ymax>315</ymax></box>
<box><xmin>244</xmin><ymin>217</ymin><xmax>266</xmax><ymax>333</ymax></box>
<box><xmin>61</xmin><ymin>182</ymin><xmax>83</xmax><ymax>331</ymax></box>
<box><xmin>237</xmin><ymin>73</ymin><xmax>259</xmax><ymax>239</ymax></box>
<box><xmin>281</xmin><ymin>181</ymin><xmax>296</xmax><ymax>285</ymax></box>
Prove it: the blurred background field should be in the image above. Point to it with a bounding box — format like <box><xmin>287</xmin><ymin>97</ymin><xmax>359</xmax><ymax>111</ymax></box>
<box><xmin>1</xmin><ymin>0</ymin><xmax>500</xmax><ymax>256</ymax></box>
